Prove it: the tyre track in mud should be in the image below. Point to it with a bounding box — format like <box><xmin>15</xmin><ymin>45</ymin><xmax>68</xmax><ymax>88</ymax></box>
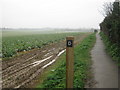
<box><xmin>2</xmin><ymin>33</ymin><xmax>90</xmax><ymax>88</ymax></box>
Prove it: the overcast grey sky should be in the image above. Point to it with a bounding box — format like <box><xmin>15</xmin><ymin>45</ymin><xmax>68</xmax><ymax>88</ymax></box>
<box><xmin>1</xmin><ymin>0</ymin><xmax>114</xmax><ymax>29</ymax></box>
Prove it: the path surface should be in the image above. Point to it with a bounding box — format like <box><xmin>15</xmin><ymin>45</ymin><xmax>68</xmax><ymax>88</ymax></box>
<box><xmin>91</xmin><ymin>33</ymin><xmax>118</xmax><ymax>88</ymax></box>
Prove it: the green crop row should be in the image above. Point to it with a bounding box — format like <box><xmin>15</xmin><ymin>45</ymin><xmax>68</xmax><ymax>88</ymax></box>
<box><xmin>2</xmin><ymin>32</ymin><xmax>82</xmax><ymax>58</ymax></box>
<box><xmin>37</xmin><ymin>33</ymin><xmax>96</xmax><ymax>88</ymax></box>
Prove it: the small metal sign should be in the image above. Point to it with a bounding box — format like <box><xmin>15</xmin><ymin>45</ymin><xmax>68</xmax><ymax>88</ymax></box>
<box><xmin>67</xmin><ymin>40</ymin><xmax>73</xmax><ymax>47</ymax></box>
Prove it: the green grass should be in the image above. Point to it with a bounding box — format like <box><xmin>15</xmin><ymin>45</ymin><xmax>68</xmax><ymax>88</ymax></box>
<box><xmin>2</xmin><ymin>31</ymin><xmax>84</xmax><ymax>58</ymax></box>
<box><xmin>36</xmin><ymin>33</ymin><xmax>96</xmax><ymax>88</ymax></box>
<box><xmin>100</xmin><ymin>32</ymin><xmax>120</xmax><ymax>66</ymax></box>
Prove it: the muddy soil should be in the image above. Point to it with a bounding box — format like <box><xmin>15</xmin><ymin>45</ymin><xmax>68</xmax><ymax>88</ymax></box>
<box><xmin>2</xmin><ymin>33</ymin><xmax>90</xmax><ymax>88</ymax></box>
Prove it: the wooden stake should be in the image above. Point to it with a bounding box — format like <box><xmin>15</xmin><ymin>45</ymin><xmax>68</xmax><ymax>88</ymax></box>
<box><xmin>66</xmin><ymin>36</ymin><xmax>74</xmax><ymax>88</ymax></box>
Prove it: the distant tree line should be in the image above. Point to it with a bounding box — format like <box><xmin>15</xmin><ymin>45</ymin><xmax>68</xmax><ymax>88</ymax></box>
<box><xmin>100</xmin><ymin>0</ymin><xmax>120</xmax><ymax>46</ymax></box>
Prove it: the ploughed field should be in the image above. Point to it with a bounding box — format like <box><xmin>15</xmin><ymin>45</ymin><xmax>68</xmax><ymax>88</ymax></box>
<box><xmin>2</xmin><ymin>31</ymin><xmax>91</xmax><ymax>88</ymax></box>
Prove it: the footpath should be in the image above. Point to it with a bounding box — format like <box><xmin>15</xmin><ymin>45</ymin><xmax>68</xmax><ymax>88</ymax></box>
<box><xmin>91</xmin><ymin>33</ymin><xmax>118</xmax><ymax>88</ymax></box>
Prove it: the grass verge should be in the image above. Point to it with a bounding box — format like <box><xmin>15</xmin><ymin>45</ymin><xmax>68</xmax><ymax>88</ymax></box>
<box><xmin>36</xmin><ymin>33</ymin><xmax>96</xmax><ymax>88</ymax></box>
<box><xmin>100</xmin><ymin>32</ymin><xmax>120</xmax><ymax>66</ymax></box>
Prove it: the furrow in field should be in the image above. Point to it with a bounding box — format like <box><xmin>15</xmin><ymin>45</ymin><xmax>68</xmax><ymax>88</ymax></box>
<box><xmin>2</xmin><ymin>53</ymin><xmax>38</xmax><ymax>70</ymax></box>
<box><xmin>2</xmin><ymin>55</ymin><xmax>56</xmax><ymax>88</ymax></box>
<box><xmin>2</xmin><ymin>34</ymin><xmax>89</xmax><ymax>88</ymax></box>
<box><xmin>3</xmin><ymin>55</ymin><xmax>53</xmax><ymax>80</ymax></box>
<box><xmin>2</xmin><ymin>47</ymin><xmax>56</xmax><ymax>77</ymax></box>
<box><xmin>14</xmin><ymin>49</ymin><xmax>66</xmax><ymax>88</ymax></box>
<box><xmin>2</xmin><ymin>54</ymin><xmax>38</xmax><ymax>75</ymax></box>
<box><xmin>2</xmin><ymin>45</ymin><xmax>64</xmax><ymax>88</ymax></box>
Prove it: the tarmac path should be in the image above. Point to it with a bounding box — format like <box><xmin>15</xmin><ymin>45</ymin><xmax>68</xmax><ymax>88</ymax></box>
<box><xmin>91</xmin><ymin>32</ymin><xmax>118</xmax><ymax>88</ymax></box>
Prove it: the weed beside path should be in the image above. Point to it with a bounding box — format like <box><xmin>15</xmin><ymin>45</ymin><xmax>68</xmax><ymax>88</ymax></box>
<box><xmin>100</xmin><ymin>32</ymin><xmax>120</xmax><ymax>66</ymax></box>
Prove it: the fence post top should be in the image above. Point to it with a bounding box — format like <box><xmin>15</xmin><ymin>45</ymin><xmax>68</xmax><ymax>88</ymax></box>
<box><xmin>66</xmin><ymin>36</ymin><xmax>74</xmax><ymax>40</ymax></box>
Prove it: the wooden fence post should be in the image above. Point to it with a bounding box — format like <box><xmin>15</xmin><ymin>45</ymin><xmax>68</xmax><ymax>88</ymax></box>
<box><xmin>66</xmin><ymin>36</ymin><xmax>74</xmax><ymax>88</ymax></box>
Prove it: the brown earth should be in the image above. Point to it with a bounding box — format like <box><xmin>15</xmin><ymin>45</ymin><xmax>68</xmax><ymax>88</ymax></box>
<box><xmin>2</xmin><ymin>33</ymin><xmax>91</xmax><ymax>88</ymax></box>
